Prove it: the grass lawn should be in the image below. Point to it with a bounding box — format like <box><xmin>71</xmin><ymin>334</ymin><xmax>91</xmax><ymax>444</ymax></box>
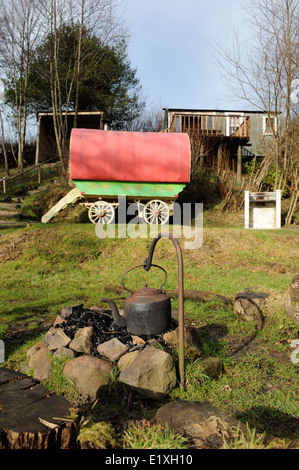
<box><xmin>0</xmin><ymin>219</ymin><xmax>298</xmax><ymax>448</ymax></box>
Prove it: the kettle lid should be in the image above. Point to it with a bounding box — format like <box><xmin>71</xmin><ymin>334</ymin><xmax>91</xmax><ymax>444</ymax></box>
<box><xmin>133</xmin><ymin>284</ymin><xmax>163</xmax><ymax>296</ymax></box>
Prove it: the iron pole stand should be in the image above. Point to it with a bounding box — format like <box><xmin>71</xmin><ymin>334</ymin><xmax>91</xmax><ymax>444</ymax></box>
<box><xmin>144</xmin><ymin>233</ymin><xmax>185</xmax><ymax>388</ymax></box>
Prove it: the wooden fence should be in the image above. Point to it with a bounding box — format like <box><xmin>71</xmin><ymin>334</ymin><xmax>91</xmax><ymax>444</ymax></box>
<box><xmin>0</xmin><ymin>158</ymin><xmax>60</xmax><ymax>194</ymax></box>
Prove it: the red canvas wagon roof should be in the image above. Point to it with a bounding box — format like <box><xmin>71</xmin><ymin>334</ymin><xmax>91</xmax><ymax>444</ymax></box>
<box><xmin>70</xmin><ymin>129</ymin><xmax>190</xmax><ymax>183</ymax></box>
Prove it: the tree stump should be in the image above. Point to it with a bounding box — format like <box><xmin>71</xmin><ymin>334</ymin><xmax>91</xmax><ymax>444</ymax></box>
<box><xmin>284</xmin><ymin>274</ymin><xmax>299</xmax><ymax>328</ymax></box>
<box><xmin>0</xmin><ymin>368</ymin><xmax>79</xmax><ymax>449</ymax></box>
<box><xmin>234</xmin><ymin>291</ymin><xmax>268</xmax><ymax>330</ymax></box>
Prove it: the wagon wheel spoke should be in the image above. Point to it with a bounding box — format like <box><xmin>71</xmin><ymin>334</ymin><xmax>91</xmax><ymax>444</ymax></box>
<box><xmin>88</xmin><ymin>202</ymin><xmax>115</xmax><ymax>224</ymax></box>
<box><xmin>144</xmin><ymin>200</ymin><xmax>169</xmax><ymax>225</ymax></box>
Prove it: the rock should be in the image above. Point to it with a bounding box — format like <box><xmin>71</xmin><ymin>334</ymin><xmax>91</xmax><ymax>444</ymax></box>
<box><xmin>131</xmin><ymin>335</ymin><xmax>146</xmax><ymax>346</ymax></box>
<box><xmin>118</xmin><ymin>351</ymin><xmax>140</xmax><ymax>371</ymax></box>
<box><xmin>28</xmin><ymin>342</ymin><xmax>52</xmax><ymax>381</ymax></box>
<box><xmin>69</xmin><ymin>327</ymin><xmax>94</xmax><ymax>354</ymax></box>
<box><xmin>44</xmin><ymin>328</ymin><xmax>71</xmax><ymax>350</ymax></box>
<box><xmin>63</xmin><ymin>355</ymin><xmax>111</xmax><ymax>399</ymax></box>
<box><xmin>284</xmin><ymin>274</ymin><xmax>299</xmax><ymax>327</ymax></box>
<box><xmin>155</xmin><ymin>401</ymin><xmax>247</xmax><ymax>449</ymax></box>
<box><xmin>90</xmin><ymin>306</ymin><xmax>106</xmax><ymax>314</ymax></box>
<box><xmin>163</xmin><ymin>330</ymin><xmax>178</xmax><ymax>346</ymax></box>
<box><xmin>197</xmin><ymin>357</ymin><xmax>224</xmax><ymax>379</ymax></box>
<box><xmin>97</xmin><ymin>338</ymin><xmax>129</xmax><ymax>362</ymax></box>
<box><xmin>27</xmin><ymin>341</ymin><xmax>47</xmax><ymax>360</ymax></box>
<box><xmin>60</xmin><ymin>304</ymin><xmax>84</xmax><ymax>320</ymax></box>
<box><xmin>234</xmin><ymin>291</ymin><xmax>268</xmax><ymax>330</ymax></box>
<box><xmin>53</xmin><ymin>347</ymin><xmax>75</xmax><ymax>359</ymax></box>
<box><xmin>44</xmin><ymin>327</ymin><xmax>56</xmax><ymax>340</ymax></box>
<box><xmin>53</xmin><ymin>315</ymin><xmax>65</xmax><ymax>326</ymax></box>
<box><xmin>163</xmin><ymin>325</ymin><xmax>202</xmax><ymax>356</ymax></box>
<box><xmin>119</xmin><ymin>346</ymin><xmax>177</xmax><ymax>399</ymax></box>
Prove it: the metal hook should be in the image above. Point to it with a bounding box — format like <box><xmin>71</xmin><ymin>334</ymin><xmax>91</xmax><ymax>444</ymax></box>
<box><xmin>121</xmin><ymin>263</ymin><xmax>168</xmax><ymax>294</ymax></box>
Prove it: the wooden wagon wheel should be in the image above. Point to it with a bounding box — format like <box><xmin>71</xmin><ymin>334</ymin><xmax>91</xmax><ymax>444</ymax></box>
<box><xmin>88</xmin><ymin>201</ymin><xmax>115</xmax><ymax>224</ymax></box>
<box><xmin>144</xmin><ymin>200</ymin><xmax>169</xmax><ymax>225</ymax></box>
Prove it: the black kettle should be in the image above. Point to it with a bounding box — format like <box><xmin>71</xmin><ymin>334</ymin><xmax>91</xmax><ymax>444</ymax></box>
<box><xmin>101</xmin><ymin>264</ymin><xmax>171</xmax><ymax>336</ymax></box>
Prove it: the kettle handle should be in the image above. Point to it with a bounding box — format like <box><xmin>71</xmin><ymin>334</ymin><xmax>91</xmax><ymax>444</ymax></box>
<box><xmin>121</xmin><ymin>264</ymin><xmax>168</xmax><ymax>294</ymax></box>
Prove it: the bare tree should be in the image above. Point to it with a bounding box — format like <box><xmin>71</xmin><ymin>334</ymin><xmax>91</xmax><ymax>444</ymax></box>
<box><xmin>0</xmin><ymin>0</ymin><xmax>40</xmax><ymax>171</ymax></box>
<box><xmin>70</xmin><ymin>0</ymin><xmax>128</xmax><ymax>129</ymax></box>
<box><xmin>129</xmin><ymin>99</ymin><xmax>163</xmax><ymax>132</ymax></box>
<box><xmin>0</xmin><ymin>111</ymin><xmax>9</xmax><ymax>175</ymax></box>
<box><xmin>0</xmin><ymin>80</ymin><xmax>9</xmax><ymax>175</ymax></box>
<box><xmin>33</xmin><ymin>0</ymin><xmax>128</xmax><ymax>178</ymax></box>
<box><xmin>213</xmin><ymin>0</ymin><xmax>299</xmax><ymax>222</ymax></box>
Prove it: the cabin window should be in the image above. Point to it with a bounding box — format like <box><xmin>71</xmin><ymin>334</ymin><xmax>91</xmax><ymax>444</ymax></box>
<box><xmin>263</xmin><ymin>116</ymin><xmax>276</xmax><ymax>135</ymax></box>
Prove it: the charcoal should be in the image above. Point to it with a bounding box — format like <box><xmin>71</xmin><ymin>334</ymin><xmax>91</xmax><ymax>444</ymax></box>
<box><xmin>56</xmin><ymin>305</ymin><xmax>135</xmax><ymax>354</ymax></box>
<box><xmin>56</xmin><ymin>304</ymin><xmax>174</xmax><ymax>357</ymax></box>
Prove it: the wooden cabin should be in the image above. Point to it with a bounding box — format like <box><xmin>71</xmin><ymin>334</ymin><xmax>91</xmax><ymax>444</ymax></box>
<box><xmin>163</xmin><ymin>108</ymin><xmax>278</xmax><ymax>180</ymax></box>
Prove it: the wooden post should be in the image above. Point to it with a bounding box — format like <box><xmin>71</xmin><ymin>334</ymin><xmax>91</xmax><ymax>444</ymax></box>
<box><xmin>237</xmin><ymin>144</ymin><xmax>242</xmax><ymax>182</ymax></box>
<box><xmin>200</xmin><ymin>144</ymin><xmax>204</xmax><ymax>172</ymax></box>
<box><xmin>35</xmin><ymin>115</ymin><xmax>41</xmax><ymax>166</ymax></box>
<box><xmin>244</xmin><ymin>191</ymin><xmax>250</xmax><ymax>229</ymax></box>
<box><xmin>217</xmin><ymin>144</ymin><xmax>223</xmax><ymax>170</ymax></box>
<box><xmin>276</xmin><ymin>190</ymin><xmax>281</xmax><ymax>228</ymax></box>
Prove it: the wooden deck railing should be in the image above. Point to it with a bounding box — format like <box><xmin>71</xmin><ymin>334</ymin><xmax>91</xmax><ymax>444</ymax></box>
<box><xmin>169</xmin><ymin>113</ymin><xmax>250</xmax><ymax>140</ymax></box>
<box><xmin>231</xmin><ymin>117</ymin><xmax>250</xmax><ymax>138</ymax></box>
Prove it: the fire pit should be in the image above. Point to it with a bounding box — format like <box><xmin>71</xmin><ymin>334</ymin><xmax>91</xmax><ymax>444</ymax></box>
<box><xmin>61</xmin><ymin>233</ymin><xmax>184</xmax><ymax>387</ymax></box>
<box><xmin>55</xmin><ymin>303</ymin><xmax>178</xmax><ymax>356</ymax></box>
<box><xmin>22</xmin><ymin>235</ymin><xmax>190</xmax><ymax>402</ymax></box>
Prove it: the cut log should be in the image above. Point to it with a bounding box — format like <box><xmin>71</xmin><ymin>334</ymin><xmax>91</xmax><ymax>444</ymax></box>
<box><xmin>234</xmin><ymin>291</ymin><xmax>268</xmax><ymax>330</ymax></box>
<box><xmin>0</xmin><ymin>368</ymin><xmax>78</xmax><ymax>449</ymax></box>
<box><xmin>284</xmin><ymin>274</ymin><xmax>299</xmax><ymax>328</ymax></box>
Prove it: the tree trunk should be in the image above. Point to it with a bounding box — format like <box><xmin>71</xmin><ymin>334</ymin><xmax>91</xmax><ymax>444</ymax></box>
<box><xmin>237</xmin><ymin>144</ymin><xmax>242</xmax><ymax>182</ymax></box>
<box><xmin>0</xmin><ymin>368</ymin><xmax>79</xmax><ymax>449</ymax></box>
<box><xmin>0</xmin><ymin>111</ymin><xmax>9</xmax><ymax>175</ymax></box>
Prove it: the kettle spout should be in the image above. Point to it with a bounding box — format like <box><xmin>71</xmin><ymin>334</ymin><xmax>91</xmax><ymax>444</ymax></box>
<box><xmin>100</xmin><ymin>297</ymin><xmax>126</xmax><ymax>327</ymax></box>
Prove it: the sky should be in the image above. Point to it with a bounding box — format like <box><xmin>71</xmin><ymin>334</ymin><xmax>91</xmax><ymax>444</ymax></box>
<box><xmin>125</xmin><ymin>0</ymin><xmax>251</xmax><ymax>111</ymax></box>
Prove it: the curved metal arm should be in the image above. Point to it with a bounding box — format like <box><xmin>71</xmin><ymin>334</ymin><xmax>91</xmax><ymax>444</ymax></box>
<box><xmin>144</xmin><ymin>233</ymin><xmax>185</xmax><ymax>387</ymax></box>
<box><xmin>121</xmin><ymin>263</ymin><xmax>168</xmax><ymax>294</ymax></box>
